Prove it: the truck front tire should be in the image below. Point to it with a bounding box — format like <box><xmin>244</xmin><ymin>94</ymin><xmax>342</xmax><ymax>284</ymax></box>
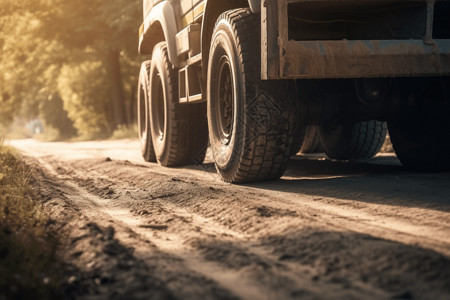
<box><xmin>137</xmin><ymin>63</ymin><xmax>156</xmax><ymax>162</ymax></box>
<box><xmin>149</xmin><ymin>42</ymin><xmax>207</xmax><ymax>166</ymax></box>
<box><xmin>207</xmin><ymin>9</ymin><xmax>296</xmax><ymax>183</ymax></box>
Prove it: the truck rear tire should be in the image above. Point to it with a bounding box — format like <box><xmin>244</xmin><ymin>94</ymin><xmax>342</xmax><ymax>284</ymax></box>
<box><xmin>388</xmin><ymin>78</ymin><xmax>450</xmax><ymax>171</ymax></box>
<box><xmin>318</xmin><ymin>121</ymin><xmax>387</xmax><ymax>160</ymax></box>
<box><xmin>207</xmin><ymin>9</ymin><xmax>296</xmax><ymax>183</ymax></box>
<box><xmin>149</xmin><ymin>42</ymin><xmax>207</xmax><ymax>166</ymax></box>
<box><xmin>291</xmin><ymin>125</ymin><xmax>323</xmax><ymax>155</ymax></box>
<box><xmin>300</xmin><ymin>126</ymin><xmax>323</xmax><ymax>154</ymax></box>
<box><xmin>137</xmin><ymin>62</ymin><xmax>156</xmax><ymax>162</ymax></box>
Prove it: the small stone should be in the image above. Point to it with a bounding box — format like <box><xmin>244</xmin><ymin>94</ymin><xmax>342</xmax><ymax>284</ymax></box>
<box><xmin>105</xmin><ymin>157</ymin><xmax>112</xmax><ymax>162</ymax></box>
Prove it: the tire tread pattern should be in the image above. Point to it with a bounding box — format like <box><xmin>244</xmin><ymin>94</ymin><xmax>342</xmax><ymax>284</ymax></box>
<box><xmin>320</xmin><ymin>120</ymin><xmax>387</xmax><ymax>160</ymax></box>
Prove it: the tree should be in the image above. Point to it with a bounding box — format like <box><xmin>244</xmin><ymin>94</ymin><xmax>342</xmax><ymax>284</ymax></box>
<box><xmin>34</xmin><ymin>0</ymin><xmax>142</xmax><ymax>129</ymax></box>
<box><xmin>0</xmin><ymin>0</ymin><xmax>143</xmax><ymax>137</ymax></box>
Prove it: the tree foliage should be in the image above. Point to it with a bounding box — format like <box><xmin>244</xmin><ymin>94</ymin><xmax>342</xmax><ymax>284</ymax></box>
<box><xmin>58</xmin><ymin>61</ymin><xmax>111</xmax><ymax>139</ymax></box>
<box><xmin>0</xmin><ymin>0</ymin><xmax>142</xmax><ymax>139</ymax></box>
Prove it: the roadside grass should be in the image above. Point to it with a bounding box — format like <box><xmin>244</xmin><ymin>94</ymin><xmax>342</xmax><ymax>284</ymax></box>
<box><xmin>0</xmin><ymin>136</ymin><xmax>63</xmax><ymax>299</ymax></box>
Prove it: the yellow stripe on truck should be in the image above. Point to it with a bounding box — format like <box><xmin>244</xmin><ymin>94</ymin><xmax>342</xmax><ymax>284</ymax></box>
<box><xmin>181</xmin><ymin>1</ymin><xmax>205</xmax><ymax>28</ymax></box>
<box><xmin>193</xmin><ymin>2</ymin><xmax>205</xmax><ymax>20</ymax></box>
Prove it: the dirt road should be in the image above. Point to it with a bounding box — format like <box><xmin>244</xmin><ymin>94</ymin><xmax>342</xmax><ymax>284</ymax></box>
<box><xmin>9</xmin><ymin>139</ymin><xmax>450</xmax><ymax>300</ymax></box>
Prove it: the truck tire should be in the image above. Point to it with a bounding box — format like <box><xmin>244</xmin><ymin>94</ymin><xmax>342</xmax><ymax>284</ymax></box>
<box><xmin>388</xmin><ymin>79</ymin><xmax>450</xmax><ymax>171</ymax></box>
<box><xmin>290</xmin><ymin>123</ymin><xmax>305</xmax><ymax>156</ymax></box>
<box><xmin>207</xmin><ymin>9</ymin><xmax>296</xmax><ymax>183</ymax></box>
<box><xmin>300</xmin><ymin>126</ymin><xmax>323</xmax><ymax>154</ymax></box>
<box><xmin>149</xmin><ymin>42</ymin><xmax>208</xmax><ymax>166</ymax></box>
<box><xmin>137</xmin><ymin>62</ymin><xmax>156</xmax><ymax>162</ymax></box>
<box><xmin>291</xmin><ymin>126</ymin><xmax>323</xmax><ymax>155</ymax></box>
<box><xmin>318</xmin><ymin>121</ymin><xmax>387</xmax><ymax>160</ymax></box>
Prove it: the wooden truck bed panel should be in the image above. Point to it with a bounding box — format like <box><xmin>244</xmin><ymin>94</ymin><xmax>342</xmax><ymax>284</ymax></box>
<box><xmin>263</xmin><ymin>0</ymin><xmax>450</xmax><ymax>79</ymax></box>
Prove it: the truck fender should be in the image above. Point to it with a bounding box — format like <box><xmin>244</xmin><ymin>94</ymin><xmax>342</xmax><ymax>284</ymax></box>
<box><xmin>139</xmin><ymin>1</ymin><xmax>180</xmax><ymax>68</ymax></box>
<box><xmin>201</xmin><ymin>0</ymin><xmax>258</xmax><ymax>77</ymax></box>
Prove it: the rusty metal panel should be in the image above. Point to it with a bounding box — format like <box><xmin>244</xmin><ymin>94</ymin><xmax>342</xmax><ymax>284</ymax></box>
<box><xmin>262</xmin><ymin>0</ymin><xmax>450</xmax><ymax>79</ymax></box>
<box><xmin>280</xmin><ymin>39</ymin><xmax>450</xmax><ymax>78</ymax></box>
<box><xmin>261</xmin><ymin>0</ymin><xmax>283</xmax><ymax>79</ymax></box>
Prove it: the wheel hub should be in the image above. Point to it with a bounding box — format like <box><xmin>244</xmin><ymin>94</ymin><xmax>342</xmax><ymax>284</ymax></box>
<box><xmin>216</xmin><ymin>56</ymin><xmax>234</xmax><ymax>145</ymax></box>
<box><xmin>152</xmin><ymin>74</ymin><xmax>165</xmax><ymax>142</ymax></box>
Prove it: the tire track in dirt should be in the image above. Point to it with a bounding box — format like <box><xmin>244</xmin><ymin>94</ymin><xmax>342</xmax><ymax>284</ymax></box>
<box><xmin>52</xmin><ymin>156</ymin><xmax>450</xmax><ymax>299</ymax></box>
<box><xmin>62</xmin><ymin>155</ymin><xmax>450</xmax><ymax>257</ymax></box>
<box><xmin>30</xmin><ymin>156</ymin><xmax>245</xmax><ymax>300</ymax></box>
<box><xmin>240</xmin><ymin>184</ymin><xmax>450</xmax><ymax>257</ymax></box>
<box><xmin>33</xmin><ymin>155</ymin><xmax>391</xmax><ymax>299</ymax></box>
<box><xmin>33</xmin><ymin>156</ymin><xmax>315</xmax><ymax>299</ymax></box>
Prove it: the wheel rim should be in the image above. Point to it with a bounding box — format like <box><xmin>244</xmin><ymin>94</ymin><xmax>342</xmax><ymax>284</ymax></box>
<box><xmin>151</xmin><ymin>73</ymin><xmax>166</xmax><ymax>142</ymax></box>
<box><xmin>215</xmin><ymin>55</ymin><xmax>234</xmax><ymax>145</ymax></box>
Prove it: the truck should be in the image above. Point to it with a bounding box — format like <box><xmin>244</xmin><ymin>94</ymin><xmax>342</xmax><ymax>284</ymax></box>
<box><xmin>136</xmin><ymin>0</ymin><xmax>450</xmax><ymax>183</ymax></box>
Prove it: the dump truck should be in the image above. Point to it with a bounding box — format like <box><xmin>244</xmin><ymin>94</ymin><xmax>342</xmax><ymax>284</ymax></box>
<box><xmin>136</xmin><ymin>0</ymin><xmax>450</xmax><ymax>183</ymax></box>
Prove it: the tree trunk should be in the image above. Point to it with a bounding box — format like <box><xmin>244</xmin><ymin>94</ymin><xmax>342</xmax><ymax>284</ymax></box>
<box><xmin>106</xmin><ymin>50</ymin><xmax>127</xmax><ymax>129</ymax></box>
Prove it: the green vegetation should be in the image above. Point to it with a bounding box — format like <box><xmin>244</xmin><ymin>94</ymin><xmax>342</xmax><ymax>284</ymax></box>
<box><xmin>0</xmin><ymin>0</ymin><xmax>143</xmax><ymax>140</ymax></box>
<box><xmin>0</xmin><ymin>138</ymin><xmax>63</xmax><ymax>299</ymax></box>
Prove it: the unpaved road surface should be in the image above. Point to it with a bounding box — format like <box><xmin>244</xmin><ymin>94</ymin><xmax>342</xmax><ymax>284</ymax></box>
<box><xmin>9</xmin><ymin>139</ymin><xmax>450</xmax><ymax>300</ymax></box>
